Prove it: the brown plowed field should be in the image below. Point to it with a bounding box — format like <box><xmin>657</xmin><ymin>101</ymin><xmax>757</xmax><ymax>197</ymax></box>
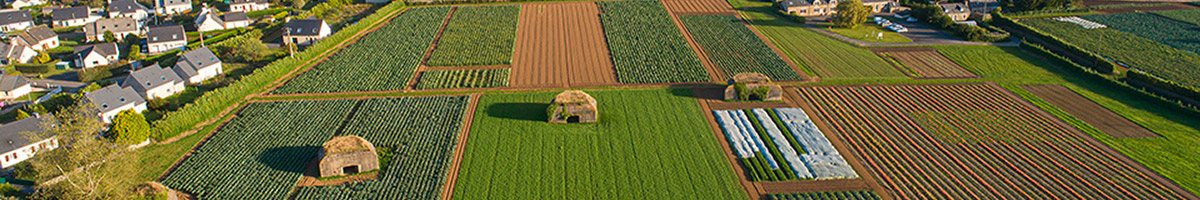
<box><xmin>794</xmin><ymin>83</ymin><xmax>1196</xmax><ymax>200</ymax></box>
<box><xmin>662</xmin><ymin>0</ymin><xmax>736</xmax><ymax>15</ymax></box>
<box><xmin>1022</xmin><ymin>84</ymin><xmax>1159</xmax><ymax>138</ymax></box>
<box><xmin>510</xmin><ymin>2</ymin><xmax>617</xmax><ymax>88</ymax></box>
<box><xmin>873</xmin><ymin>47</ymin><xmax>977</xmax><ymax>79</ymax></box>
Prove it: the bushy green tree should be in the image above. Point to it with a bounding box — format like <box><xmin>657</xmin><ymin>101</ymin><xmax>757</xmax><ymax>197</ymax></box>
<box><xmin>23</xmin><ymin>104</ymin><xmax>139</xmax><ymax>200</ymax></box>
<box><xmin>103</xmin><ymin>31</ymin><xmax>115</xmax><ymax>43</ymax></box>
<box><xmin>35</xmin><ymin>51</ymin><xmax>50</xmax><ymax>64</ymax></box>
<box><xmin>833</xmin><ymin>0</ymin><xmax>871</xmax><ymax>28</ymax></box>
<box><xmin>127</xmin><ymin>45</ymin><xmax>143</xmax><ymax>60</ymax></box>
<box><xmin>212</xmin><ymin>30</ymin><xmax>268</xmax><ymax>62</ymax></box>
<box><xmin>109</xmin><ymin>109</ymin><xmax>151</xmax><ymax>145</ymax></box>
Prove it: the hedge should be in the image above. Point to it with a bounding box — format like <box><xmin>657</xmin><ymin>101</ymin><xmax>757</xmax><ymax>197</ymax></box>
<box><xmin>1021</xmin><ymin>39</ymin><xmax>1200</xmax><ymax>110</ymax></box>
<box><xmin>186</xmin><ymin>28</ymin><xmax>243</xmax><ymax>49</ymax></box>
<box><xmin>247</xmin><ymin>8</ymin><xmax>295</xmax><ymax>18</ymax></box>
<box><xmin>992</xmin><ymin>12</ymin><xmax>1116</xmax><ymax>73</ymax></box>
<box><xmin>1125</xmin><ymin>71</ymin><xmax>1200</xmax><ymax>108</ymax></box>
<box><xmin>148</xmin><ymin>1</ymin><xmax>410</xmax><ymax>140</ymax></box>
<box><xmin>14</xmin><ymin>63</ymin><xmax>52</xmax><ymax>73</ymax></box>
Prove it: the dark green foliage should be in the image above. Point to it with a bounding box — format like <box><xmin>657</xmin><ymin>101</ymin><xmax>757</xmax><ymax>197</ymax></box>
<box><xmin>1022</xmin><ymin>18</ymin><xmax>1200</xmax><ymax>92</ymax></box>
<box><xmin>109</xmin><ymin>109</ymin><xmax>151</xmax><ymax>144</ymax></box>
<box><xmin>426</xmin><ymin>6</ymin><xmax>520</xmax><ymax>66</ymax></box>
<box><xmin>832</xmin><ymin>0</ymin><xmax>870</xmax><ymax>28</ymax></box>
<box><xmin>776</xmin><ymin>10</ymin><xmax>806</xmax><ymax>23</ymax></box>
<box><xmin>743</xmin><ymin>109</ymin><xmax>798</xmax><ymax>181</ymax></box>
<box><xmin>415</xmin><ymin>68</ymin><xmax>510</xmax><ymax>89</ymax></box>
<box><xmin>680</xmin><ymin>15</ymin><xmax>803</xmax><ymax>80</ymax></box>
<box><xmin>992</xmin><ymin>13</ymin><xmax>1115</xmax><ymax>73</ymax></box>
<box><xmin>752</xmin><ymin>86</ymin><xmax>770</xmax><ymax>100</ymax></box>
<box><xmin>1007</xmin><ymin>0</ymin><xmax>1071</xmax><ymax>11</ymax></box>
<box><xmin>768</xmin><ymin>190</ymin><xmax>882</xmax><ymax>200</ymax></box>
<box><xmin>598</xmin><ymin>1</ymin><xmax>710</xmax><ymax>83</ymax></box>
<box><xmin>14</xmin><ymin>63</ymin><xmax>51</xmax><ymax>74</ymax></box>
<box><xmin>1082</xmin><ymin>13</ymin><xmax>1200</xmax><ymax>54</ymax></box>
<box><xmin>910</xmin><ymin>4</ymin><xmax>1008</xmax><ymax>42</ymax></box>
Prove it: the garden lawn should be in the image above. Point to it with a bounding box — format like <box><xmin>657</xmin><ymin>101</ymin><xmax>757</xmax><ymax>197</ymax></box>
<box><xmin>815</xmin><ymin>22</ymin><xmax>913</xmax><ymax>43</ymax></box>
<box><xmin>728</xmin><ymin>0</ymin><xmax>905</xmax><ymax>80</ymax></box>
<box><xmin>452</xmin><ymin>89</ymin><xmax>746</xmax><ymax>200</ymax></box>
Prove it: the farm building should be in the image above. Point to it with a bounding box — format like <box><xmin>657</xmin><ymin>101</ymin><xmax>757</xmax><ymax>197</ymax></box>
<box><xmin>318</xmin><ymin>135</ymin><xmax>379</xmax><ymax>177</ymax></box>
<box><xmin>778</xmin><ymin>0</ymin><xmax>896</xmax><ymax>17</ymax></box>
<box><xmin>725</xmin><ymin>73</ymin><xmax>783</xmax><ymax>101</ymax></box>
<box><xmin>283</xmin><ymin>18</ymin><xmax>331</xmax><ymax>46</ymax></box>
<box><xmin>548</xmin><ymin>90</ymin><xmax>597</xmax><ymax>123</ymax></box>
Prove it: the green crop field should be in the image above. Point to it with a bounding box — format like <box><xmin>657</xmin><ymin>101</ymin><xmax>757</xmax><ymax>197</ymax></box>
<box><xmin>1081</xmin><ymin>13</ymin><xmax>1200</xmax><ymax>54</ymax></box>
<box><xmin>1153</xmin><ymin>9</ymin><xmax>1200</xmax><ymax>25</ymax></box>
<box><xmin>726</xmin><ymin>0</ymin><xmax>905</xmax><ymax>80</ymax></box>
<box><xmin>274</xmin><ymin>7</ymin><xmax>450</xmax><ymax>94</ymax></box>
<box><xmin>681</xmin><ymin>15</ymin><xmax>804</xmax><ymax>81</ymax></box>
<box><xmin>416</xmin><ymin>68</ymin><xmax>510</xmax><ymax>89</ymax></box>
<box><xmin>426</xmin><ymin>5</ymin><xmax>520</xmax><ymax>66</ymax></box>
<box><xmin>162</xmin><ymin>96</ymin><xmax>471</xmax><ymax>199</ymax></box>
<box><xmin>598</xmin><ymin>1</ymin><xmax>711</xmax><ymax>83</ymax></box>
<box><xmin>451</xmin><ymin>89</ymin><xmax>745</xmax><ymax>199</ymax></box>
<box><xmin>768</xmin><ymin>191</ymin><xmax>882</xmax><ymax>200</ymax></box>
<box><xmin>1022</xmin><ymin>18</ymin><xmax>1200</xmax><ymax>91</ymax></box>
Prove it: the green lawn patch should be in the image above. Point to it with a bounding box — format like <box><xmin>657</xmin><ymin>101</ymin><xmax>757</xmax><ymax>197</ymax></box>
<box><xmin>813</xmin><ymin>22</ymin><xmax>913</xmax><ymax>43</ymax></box>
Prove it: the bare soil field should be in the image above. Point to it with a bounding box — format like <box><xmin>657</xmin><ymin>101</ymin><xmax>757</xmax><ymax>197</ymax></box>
<box><xmin>794</xmin><ymin>83</ymin><xmax>1196</xmax><ymax>200</ymax></box>
<box><xmin>873</xmin><ymin>47</ymin><xmax>977</xmax><ymax>79</ymax></box>
<box><xmin>510</xmin><ymin>2</ymin><xmax>617</xmax><ymax>88</ymax></box>
<box><xmin>662</xmin><ymin>0</ymin><xmax>736</xmax><ymax>15</ymax></box>
<box><xmin>1022</xmin><ymin>84</ymin><xmax>1159</xmax><ymax>138</ymax></box>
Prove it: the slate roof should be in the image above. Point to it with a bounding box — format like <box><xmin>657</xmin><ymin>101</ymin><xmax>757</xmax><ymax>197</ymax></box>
<box><xmin>108</xmin><ymin>0</ymin><xmax>149</xmax><ymax>13</ymax></box>
<box><xmin>159</xmin><ymin>0</ymin><xmax>191</xmax><ymax>7</ymax></box>
<box><xmin>123</xmin><ymin>64</ymin><xmax>183</xmax><ymax>90</ymax></box>
<box><xmin>174</xmin><ymin>47</ymin><xmax>221</xmax><ymax>79</ymax></box>
<box><xmin>0</xmin><ymin>75</ymin><xmax>30</xmax><ymax>91</ymax></box>
<box><xmin>0</xmin><ymin>43</ymin><xmax>31</xmax><ymax>61</ymax></box>
<box><xmin>941</xmin><ymin>3</ymin><xmax>969</xmax><ymax>13</ymax></box>
<box><xmin>73</xmin><ymin>42</ymin><xmax>119</xmax><ymax>58</ymax></box>
<box><xmin>84</xmin><ymin>84</ymin><xmax>144</xmax><ymax>114</ymax></box>
<box><xmin>0</xmin><ymin>10</ymin><xmax>32</xmax><ymax>26</ymax></box>
<box><xmin>780</xmin><ymin>0</ymin><xmax>889</xmax><ymax>6</ymax></box>
<box><xmin>52</xmin><ymin>6</ymin><xmax>90</xmax><ymax>21</ymax></box>
<box><xmin>147</xmin><ymin>25</ymin><xmax>186</xmax><ymax>43</ymax></box>
<box><xmin>221</xmin><ymin>12</ymin><xmax>249</xmax><ymax>22</ymax></box>
<box><xmin>229</xmin><ymin>0</ymin><xmax>267</xmax><ymax>4</ymax></box>
<box><xmin>17</xmin><ymin>25</ymin><xmax>56</xmax><ymax>44</ymax></box>
<box><xmin>0</xmin><ymin>114</ymin><xmax>54</xmax><ymax>153</ymax></box>
<box><xmin>284</xmin><ymin>19</ymin><xmax>326</xmax><ymax>36</ymax></box>
<box><xmin>84</xmin><ymin>17</ymin><xmax>138</xmax><ymax>36</ymax></box>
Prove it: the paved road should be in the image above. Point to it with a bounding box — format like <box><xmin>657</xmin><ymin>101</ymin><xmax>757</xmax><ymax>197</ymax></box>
<box><xmin>805</xmin><ymin>15</ymin><xmax>1019</xmax><ymax>47</ymax></box>
<box><xmin>29</xmin><ymin>79</ymin><xmax>87</xmax><ymax>92</ymax></box>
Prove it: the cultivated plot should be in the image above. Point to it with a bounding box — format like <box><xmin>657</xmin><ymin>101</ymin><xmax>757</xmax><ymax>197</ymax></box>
<box><xmin>426</xmin><ymin>5</ymin><xmax>520</xmax><ymax>66</ymax></box>
<box><xmin>1082</xmin><ymin>13</ymin><xmax>1200</xmax><ymax>54</ymax></box>
<box><xmin>874</xmin><ymin>47</ymin><xmax>977</xmax><ymax>79</ymax></box>
<box><xmin>1022</xmin><ymin>84</ymin><xmax>1158</xmax><ymax>138</ymax></box>
<box><xmin>510</xmin><ymin>2</ymin><xmax>617</xmax><ymax>88</ymax></box>
<box><xmin>598</xmin><ymin>1</ymin><xmax>711</xmax><ymax>83</ymax></box>
<box><xmin>1022</xmin><ymin>18</ymin><xmax>1200</xmax><ymax>91</ymax></box>
<box><xmin>733</xmin><ymin>6</ymin><xmax>903</xmax><ymax>80</ymax></box>
<box><xmin>680</xmin><ymin>15</ymin><xmax>804</xmax><ymax>81</ymax></box>
<box><xmin>796</xmin><ymin>83</ymin><xmax>1192</xmax><ymax>200</ymax></box>
<box><xmin>661</xmin><ymin>0</ymin><xmax>735</xmax><ymax>14</ymax></box>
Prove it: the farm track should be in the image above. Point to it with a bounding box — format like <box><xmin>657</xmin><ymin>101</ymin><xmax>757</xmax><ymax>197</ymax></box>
<box><xmin>1021</xmin><ymin>84</ymin><xmax>1159</xmax><ymax>138</ymax></box>
<box><xmin>510</xmin><ymin>2</ymin><xmax>617</xmax><ymax>88</ymax></box>
<box><xmin>793</xmin><ymin>83</ymin><xmax>1195</xmax><ymax>200</ymax></box>
<box><xmin>440</xmin><ymin>93</ymin><xmax>480</xmax><ymax>200</ymax></box>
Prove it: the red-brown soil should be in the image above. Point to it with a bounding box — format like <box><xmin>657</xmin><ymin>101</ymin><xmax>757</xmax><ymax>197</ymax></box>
<box><xmin>1021</xmin><ymin>84</ymin><xmax>1159</xmax><ymax>138</ymax></box>
<box><xmin>662</xmin><ymin>0</ymin><xmax>737</xmax><ymax>15</ymax></box>
<box><xmin>510</xmin><ymin>2</ymin><xmax>617</xmax><ymax>88</ymax></box>
<box><xmin>873</xmin><ymin>47</ymin><xmax>977</xmax><ymax>79</ymax></box>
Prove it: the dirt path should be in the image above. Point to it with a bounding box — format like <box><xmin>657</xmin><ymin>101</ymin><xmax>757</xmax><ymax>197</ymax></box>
<box><xmin>440</xmin><ymin>93</ymin><xmax>480</xmax><ymax>200</ymax></box>
<box><xmin>510</xmin><ymin>2</ymin><xmax>617</xmax><ymax>88</ymax></box>
<box><xmin>1021</xmin><ymin>84</ymin><xmax>1159</xmax><ymax>138</ymax></box>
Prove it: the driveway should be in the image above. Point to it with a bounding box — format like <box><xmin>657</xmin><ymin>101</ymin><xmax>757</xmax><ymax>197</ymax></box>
<box><xmin>804</xmin><ymin>14</ymin><xmax>1018</xmax><ymax>47</ymax></box>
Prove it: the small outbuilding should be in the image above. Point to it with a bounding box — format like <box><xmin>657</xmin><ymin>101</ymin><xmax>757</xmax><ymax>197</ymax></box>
<box><xmin>724</xmin><ymin>73</ymin><xmax>783</xmax><ymax>101</ymax></box>
<box><xmin>548</xmin><ymin>90</ymin><xmax>597</xmax><ymax>123</ymax></box>
<box><xmin>318</xmin><ymin>135</ymin><xmax>379</xmax><ymax>177</ymax></box>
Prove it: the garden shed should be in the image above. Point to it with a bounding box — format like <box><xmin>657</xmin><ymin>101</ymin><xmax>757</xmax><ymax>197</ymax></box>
<box><xmin>725</xmin><ymin>72</ymin><xmax>783</xmax><ymax>101</ymax></box>
<box><xmin>548</xmin><ymin>90</ymin><xmax>597</xmax><ymax>123</ymax></box>
<box><xmin>318</xmin><ymin>135</ymin><xmax>379</xmax><ymax>177</ymax></box>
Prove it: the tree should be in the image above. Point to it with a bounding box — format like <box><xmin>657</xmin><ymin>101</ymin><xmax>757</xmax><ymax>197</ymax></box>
<box><xmin>109</xmin><ymin>110</ymin><xmax>151</xmax><ymax>145</ymax></box>
<box><xmin>34</xmin><ymin>50</ymin><xmax>50</xmax><ymax>64</ymax></box>
<box><xmin>14</xmin><ymin>110</ymin><xmax>31</xmax><ymax>120</ymax></box>
<box><xmin>293</xmin><ymin>0</ymin><xmax>307</xmax><ymax>9</ymax></box>
<box><xmin>127</xmin><ymin>45</ymin><xmax>143</xmax><ymax>60</ymax></box>
<box><xmin>213</xmin><ymin>30</ymin><xmax>269</xmax><ymax>62</ymax></box>
<box><xmin>833</xmin><ymin>0</ymin><xmax>871</xmax><ymax>28</ymax></box>
<box><xmin>22</xmin><ymin>104</ymin><xmax>140</xmax><ymax>200</ymax></box>
<box><xmin>103</xmin><ymin>31</ymin><xmax>115</xmax><ymax>43</ymax></box>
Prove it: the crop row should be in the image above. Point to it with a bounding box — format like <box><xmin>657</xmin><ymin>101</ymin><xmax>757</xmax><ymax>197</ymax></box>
<box><xmin>1021</xmin><ymin>18</ymin><xmax>1200</xmax><ymax>91</ymax></box>
<box><xmin>713</xmin><ymin>108</ymin><xmax>856</xmax><ymax>182</ymax></box>
<box><xmin>768</xmin><ymin>191</ymin><xmax>881</xmax><ymax>200</ymax></box>
<box><xmin>796</xmin><ymin>84</ymin><xmax>1188</xmax><ymax>199</ymax></box>
<box><xmin>597</xmin><ymin>1</ymin><xmax>710</xmax><ymax>83</ymax></box>
<box><xmin>426</xmin><ymin>6</ymin><xmax>520</xmax><ymax>66</ymax></box>
<box><xmin>273</xmin><ymin>7</ymin><xmax>451</xmax><ymax>94</ymax></box>
<box><xmin>1081</xmin><ymin>13</ymin><xmax>1200</xmax><ymax>54</ymax></box>
<box><xmin>1153</xmin><ymin>9</ymin><xmax>1200</xmax><ymax>25</ymax></box>
<box><xmin>416</xmin><ymin>68</ymin><xmax>510</xmax><ymax>89</ymax></box>
<box><xmin>680</xmin><ymin>15</ymin><xmax>803</xmax><ymax>81</ymax></box>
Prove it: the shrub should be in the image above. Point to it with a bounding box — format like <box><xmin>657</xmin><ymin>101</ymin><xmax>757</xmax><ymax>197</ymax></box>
<box><xmin>110</xmin><ymin>109</ymin><xmax>152</xmax><ymax>144</ymax></box>
<box><xmin>14</xmin><ymin>63</ymin><xmax>51</xmax><ymax>74</ymax></box>
<box><xmin>735</xmin><ymin>83</ymin><xmax>750</xmax><ymax>100</ymax></box>
<box><xmin>752</xmin><ymin>86</ymin><xmax>771</xmax><ymax>100</ymax></box>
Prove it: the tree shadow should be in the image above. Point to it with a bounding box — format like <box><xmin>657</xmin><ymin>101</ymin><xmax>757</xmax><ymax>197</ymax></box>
<box><xmin>257</xmin><ymin>146</ymin><xmax>321</xmax><ymax>174</ymax></box>
<box><xmin>486</xmin><ymin>103</ymin><xmax>550</xmax><ymax>122</ymax></box>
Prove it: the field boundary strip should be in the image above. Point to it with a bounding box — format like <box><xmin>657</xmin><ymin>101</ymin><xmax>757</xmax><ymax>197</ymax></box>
<box><xmin>408</xmin><ymin>6</ymin><xmax>459</xmax><ymax>89</ymax></box>
<box><xmin>439</xmin><ymin>93</ymin><xmax>481</xmax><ymax>200</ymax></box>
<box><xmin>1020</xmin><ymin>84</ymin><xmax>1159</xmax><ymax>138</ymax></box>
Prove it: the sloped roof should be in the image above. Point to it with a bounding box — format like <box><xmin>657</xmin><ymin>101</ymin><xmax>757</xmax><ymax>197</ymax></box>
<box><xmin>0</xmin><ymin>10</ymin><xmax>32</xmax><ymax>26</ymax></box>
<box><xmin>0</xmin><ymin>114</ymin><xmax>54</xmax><ymax>153</ymax></box>
<box><xmin>554</xmin><ymin>90</ymin><xmax>596</xmax><ymax>105</ymax></box>
<box><xmin>147</xmin><ymin>25</ymin><xmax>186</xmax><ymax>43</ymax></box>
<box><xmin>18</xmin><ymin>25</ymin><xmax>57</xmax><ymax>44</ymax></box>
<box><xmin>52</xmin><ymin>6</ymin><xmax>90</xmax><ymax>21</ymax></box>
<box><xmin>84</xmin><ymin>17</ymin><xmax>138</xmax><ymax>36</ymax></box>
<box><xmin>229</xmin><ymin>0</ymin><xmax>267</xmax><ymax>5</ymax></box>
<box><xmin>159</xmin><ymin>0</ymin><xmax>191</xmax><ymax>7</ymax></box>
<box><xmin>73</xmin><ymin>42</ymin><xmax>119</xmax><ymax>58</ymax></box>
<box><xmin>122</xmin><ymin>64</ymin><xmax>183</xmax><ymax>90</ymax></box>
<box><xmin>284</xmin><ymin>19</ymin><xmax>327</xmax><ymax>36</ymax></box>
<box><xmin>323</xmin><ymin>135</ymin><xmax>375</xmax><ymax>155</ymax></box>
<box><xmin>732</xmin><ymin>72</ymin><xmax>771</xmax><ymax>84</ymax></box>
<box><xmin>940</xmin><ymin>3</ymin><xmax>969</xmax><ymax>13</ymax></box>
<box><xmin>221</xmin><ymin>12</ymin><xmax>249</xmax><ymax>22</ymax></box>
<box><xmin>175</xmin><ymin>47</ymin><xmax>221</xmax><ymax>78</ymax></box>
<box><xmin>84</xmin><ymin>84</ymin><xmax>144</xmax><ymax>114</ymax></box>
<box><xmin>108</xmin><ymin>0</ymin><xmax>149</xmax><ymax>13</ymax></box>
<box><xmin>0</xmin><ymin>75</ymin><xmax>30</xmax><ymax>91</ymax></box>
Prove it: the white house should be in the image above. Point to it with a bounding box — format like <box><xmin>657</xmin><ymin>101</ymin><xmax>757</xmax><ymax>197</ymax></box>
<box><xmin>0</xmin><ymin>10</ymin><xmax>34</xmax><ymax>32</ymax></box>
<box><xmin>4</xmin><ymin>0</ymin><xmax>45</xmax><ymax>9</ymax></box>
<box><xmin>73</xmin><ymin>43</ymin><xmax>120</xmax><ymax>68</ymax></box>
<box><xmin>51</xmin><ymin>6</ymin><xmax>102</xmax><ymax>27</ymax></box>
<box><xmin>107</xmin><ymin>0</ymin><xmax>151</xmax><ymax>21</ymax></box>
<box><xmin>221</xmin><ymin>12</ymin><xmax>251</xmax><ymax>29</ymax></box>
<box><xmin>194</xmin><ymin>8</ymin><xmax>251</xmax><ymax>32</ymax></box>
<box><xmin>0</xmin><ymin>43</ymin><xmax>36</xmax><ymax>65</ymax></box>
<box><xmin>0</xmin><ymin>75</ymin><xmax>31</xmax><ymax>100</ymax></box>
<box><xmin>14</xmin><ymin>25</ymin><xmax>58</xmax><ymax>51</ymax></box>
<box><xmin>121</xmin><ymin>64</ymin><xmax>185</xmax><ymax>99</ymax></box>
<box><xmin>155</xmin><ymin>0</ymin><xmax>192</xmax><ymax>15</ymax></box>
<box><xmin>227</xmin><ymin>0</ymin><xmax>268</xmax><ymax>12</ymax></box>
<box><xmin>146</xmin><ymin>25</ymin><xmax>186</xmax><ymax>54</ymax></box>
<box><xmin>83</xmin><ymin>84</ymin><xmax>147</xmax><ymax>123</ymax></box>
<box><xmin>84</xmin><ymin>17</ymin><xmax>141</xmax><ymax>42</ymax></box>
<box><xmin>0</xmin><ymin>114</ymin><xmax>58</xmax><ymax>168</ymax></box>
<box><xmin>173</xmin><ymin>47</ymin><xmax>222</xmax><ymax>84</ymax></box>
<box><xmin>283</xmin><ymin>18</ymin><xmax>331</xmax><ymax>46</ymax></box>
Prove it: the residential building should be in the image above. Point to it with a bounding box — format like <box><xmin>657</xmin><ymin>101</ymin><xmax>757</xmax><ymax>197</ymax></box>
<box><xmin>107</xmin><ymin>0</ymin><xmax>151</xmax><ymax>21</ymax></box>
<box><xmin>83</xmin><ymin>84</ymin><xmax>147</xmax><ymax>123</ymax></box>
<box><xmin>0</xmin><ymin>75</ymin><xmax>31</xmax><ymax>100</ymax></box>
<box><xmin>194</xmin><ymin>7</ymin><xmax>251</xmax><ymax>32</ymax></box>
<box><xmin>0</xmin><ymin>114</ymin><xmax>58</xmax><ymax>168</ymax></box>
<box><xmin>121</xmin><ymin>64</ymin><xmax>185</xmax><ymax>99</ymax></box>
<box><xmin>51</xmin><ymin>6</ymin><xmax>102</xmax><ymax>27</ymax></box>
<box><xmin>83</xmin><ymin>17</ymin><xmax>141</xmax><ymax>42</ymax></box>
<box><xmin>4</xmin><ymin>0</ymin><xmax>45</xmax><ymax>9</ymax></box>
<box><xmin>173</xmin><ymin>46</ymin><xmax>222</xmax><ymax>84</ymax></box>
<box><xmin>282</xmin><ymin>18</ymin><xmax>331</xmax><ymax>46</ymax></box>
<box><xmin>940</xmin><ymin>3</ymin><xmax>970</xmax><ymax>21</ymax></box>
<box><xmin>222</xmin><ymin>12</ymin><xmax>251</xmax><ymax>29</ymax></box>
<box><xmin>227</xmin><ymin>0</ymin><xmax>268</xmax><ymax>12</ymax></box>
<box><xmin>778</xmin><ymin>0</ymin><xmax>895</xmax><ymax>17</ymax></box>
<box><xmin>14</xmin><ymin>25</ymin><xmax>58</xmax><ymax>51</ymax></box>
<box><xmin>155</xmin><ymin>0</ymin><xmax>192</xmax><ymax>15</ymax></box>
<box><xmin>0</xmin><ymin>43</ymin><xmax>36</xmax><ymax>65</ymax></box>
<box><xmin>967</xmin><ymin>0</ymin><xmax>1000</xmax><ymax>14</ymax></box>
<box><xmin>146</xmin><ymin>25</ymin><xmax>186</xmax><ymax>54</ymax></box>
<box><xmin>0</xmin><ymin>10</ymin><xmax>33</xmax><ymax>32</ymax></box>
<box><xmin>73</xmin><ymin>43</ymin><xmax>120</xmax><ymax>68</ymax></box>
